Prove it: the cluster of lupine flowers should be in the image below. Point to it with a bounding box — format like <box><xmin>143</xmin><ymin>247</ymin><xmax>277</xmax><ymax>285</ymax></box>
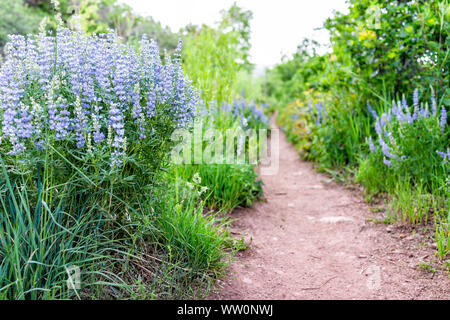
<box><xmin>223</xmin><ymin>100</ymin><xmax>268</xmax><ymax>127</ymax></box>
<box><xmin>307</xmin><ymin>101</ymin><xmax>328</xmax><ymax>126</ymax></box>
<box><xmin>436</xmin><ymin>149</ymin><xmax>450</xmax><ymax>164</ymax></box>
<box><xmin>0</xmin><ymin>27</ymin><xmax>199</xmax><ymax>167</ymax></box>
<box><xmin>367</xmin><ymin>89</ymin><xmax>447</xmax><ymax>167</ymax></box>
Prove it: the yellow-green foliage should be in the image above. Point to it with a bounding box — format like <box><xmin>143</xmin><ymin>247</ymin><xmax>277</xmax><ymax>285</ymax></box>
<box><xmin>233</xmin><ymin>70</ymin><xmax>264</xmax><ymax>102</ymax></box>
<box><xmin>183</xmin><ymin>26</ymin><xmax>241</xmax><ymax>108</ymax></box>
<box><xmin>277</xmin><ymin>90</ymin><xmax>331</xmax><ymax>158</ymax></box>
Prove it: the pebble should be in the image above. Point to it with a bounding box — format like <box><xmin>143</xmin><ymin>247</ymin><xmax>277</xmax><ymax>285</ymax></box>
<box><xmin>242</xmin><ymin>277</ymin><xmax>253</xmax><ymax>284</ymax></box>
<box><xmin>319</xmin><ymin>216</ymin><xmax>354</xmax><ymax>223</ymax></box>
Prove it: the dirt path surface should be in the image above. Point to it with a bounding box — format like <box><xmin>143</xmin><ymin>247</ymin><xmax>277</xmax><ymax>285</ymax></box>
<box><xmin>209</xmin><ymin>122</ymin><xmax>450</xmax><ymax>300</ymax></box>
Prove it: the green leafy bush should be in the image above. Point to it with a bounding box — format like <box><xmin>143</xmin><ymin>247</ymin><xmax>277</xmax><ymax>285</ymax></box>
<box><xmin>179</xmin><ymin>4</ymin><xmax>264</xmax><ymax>213</ymax></box>
<box><xmin>268</xmin><ymin>0</ymin><xmax>449</xmax><ymax>257</ymax></box>
<box><xmin>356</xmin><ymin>90</ymin><xmax>448</xmax><ymax>226</ymax></box>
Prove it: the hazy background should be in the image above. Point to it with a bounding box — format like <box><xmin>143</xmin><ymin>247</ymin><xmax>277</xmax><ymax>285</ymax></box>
<box><xmin>120</xmin><ymin>0</ymin><xmax>349</xmax><ymax>69</ymax></box>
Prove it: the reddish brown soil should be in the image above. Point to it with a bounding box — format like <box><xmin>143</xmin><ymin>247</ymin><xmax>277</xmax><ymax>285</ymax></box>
<box><xmin>208</xmin><ymin>125</ymin><xmax>450</xmax><ymax>300</ymax></box>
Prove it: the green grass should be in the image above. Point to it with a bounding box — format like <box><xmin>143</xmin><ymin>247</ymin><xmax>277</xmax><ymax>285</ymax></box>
<box><xmin>0</xmin><ymin>146</ymin><xmax>239</xmax><ymax>300</ymax></box>
<box><xmin>0</xmin><ymin>158</ymin><xmax>135</xmax><ymax>299</ymax></box>
<box><xmin>173</xmin><ymin>163</ymin><xmax>262</xmax><ymax>213</ymax></box>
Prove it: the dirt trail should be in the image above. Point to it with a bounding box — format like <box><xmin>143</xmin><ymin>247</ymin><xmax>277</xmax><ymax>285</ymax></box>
<box><xmin>209</xmin><ymin>121</ymin><xmax>449</xmax><ymax>300</ymax></box>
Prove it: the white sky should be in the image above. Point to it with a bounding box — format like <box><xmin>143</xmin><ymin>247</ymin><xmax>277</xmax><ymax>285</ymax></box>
<box><xmin>120</xmin><ymin>0</ymin><xmax>349</xmax><ymax>67</ymax></box>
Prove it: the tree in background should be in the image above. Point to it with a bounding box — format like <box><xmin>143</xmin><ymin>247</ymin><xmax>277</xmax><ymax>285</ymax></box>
<box><xmin>182</xmin><ymin>3</ymin><xmax>254</xmax><ymax>107</ymax></box>
<box><xmin>0</xmin><ymin>0</ymin><xmax>179</xmax><ymax>54</ymax></box>
<box><xmin>325</xmin><ymin>0</ymin><xmax>449</xmax><ymax>103</ymax></box>
<box><xmin>267</xmin><ymin>0</ymin><xmax>449</xmax><ymax>108</ymax></box>
<box><xmin>220</xmin><ymin>2</ymin><xmax>253</xmax><ymax>71</ymax></box>
<box><xmin>265</xmin><ymin>39</ymin><xmax>325</xmax><ymax>106</ymax></box>
<box><xmin>0</xmin><ymin>0</ymin><xmax>46</xmax><ymax>50</ymax></box>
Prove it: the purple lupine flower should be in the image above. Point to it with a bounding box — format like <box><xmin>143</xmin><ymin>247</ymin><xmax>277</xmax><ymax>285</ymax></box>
<box><xmin>436</xmin><ymin>149</ymin><xmax>450</xmax><ymax>164</ymax></box>
<box><xmin>2</xmin><ymin>106</ymin><xmax>18</xmax><ymax>139</ymax></box>
<box><xmin>47</xmin><ymin>80</ymin><xmax>59</xmax><ymax>131</ymax></box>
<box><xmin>321</xmin><ymin>103</ymin><xmax>328</xmax><ymax>118</ymax></box>
<box><xmin>91</xmin><ymin>109</ymin><xmax>105</xmax><ymax>144</ymax></box>
<box><xmin>222</xmin><ymin>103</ymin><xmax>231</xmax><ymax>113</ymax></box>
<box><xmin>406</xmin><ymin>113</ymin><xmax>414</xmax><ymax>123</ymax></box>
<box><xmin>232</xmin><ymin>101</ymin><xmax>241</xmax><ymax>118</ymax></box>
<box><xmin>74</xmin><ymin>96</ymin><xmax>87</xmax><ymax>148</ymax></box>
<box><xmin>368</xmin><ymin>137</ymin><xmax>376</xmax><ymax>153</ymax></box>
<box><xmin>430</xmin><ymin>91</ymin><xmax>437</xmax><ymax>117</ymax></box>
<box><xmin>30</xmin><ymin>98</ymin><xmax>44</xmax><ymax>141</ymax></box>
<box><xmin>367</xmin><ymin>102</ymin><xmax>378</xmax><ymax>119</ymax></box>
<box><xmin>132</xmin><ymin>83</ymin><xmax>143</xmax><ymax>120</ymax></box>
<box><xmin>55</xmin><ymin>98</ymin><xmax>71</xmax><ymax>140</ymax></box>
<box><xmin>93</xmin><ymin>35</ymin><xmax>113</xmax><ymax>97</ymax></box>
<box><xmin>400</xmin><ymin>96</ymin><xmax>413</xmax><ymax>123</ymax></box>
<box><xmin>184</xmin><ymin>82</ymin><xmax>198</xmax><ymax>121</ymax></box>
<box><xmin>440</xmin><ymin>107</ymin><xmax>447</xmax><ymax>132</ymax></box>
<box><xmin>386</xmin><ymin>111</ymin><xmax>392</xmax><ymax>122</ymax></box>
<box><xmin>0</xmin><ymin>29</ymin><xmax>198</xmax><ymax>163</ymax></box>
<box><xmin>238</xmin><ymin>111</ymin><xmax>246</xmax><ymax>127</ymax></box>
<box><xmin>174</xmin><ymin>67</ymin><xmax>186</xmax><ymax>125</ymax></box>
<box><xmin>24</xmin><ymin>37</ymin><xmax>39</xmax><ymax>81</ymax></box>
<box><xmin>391</xmin><ymin>101</ymin><xmax>399</xmax><ymax>119</ymax></box>
<box><xmin>395</xmin><ymin>100</ymin><xmax>406</xmax><ymax>122</ymax></box>
<box><xmin>316</xmin><ymin>103</ymin><xmax>325</xmax><ymax>122</ymax></box>
<box><xmin>132</xmin><ymin>83</ymin><xmax>147</xmax><ymax>139</ymax></box>
<box><xmin>226</xmin><ymin>99</ymin><xmax>268</xmax><ymax>126</ymax></box>
<box><xmin>383</xmin><ymin>158</ymin><xmax>392</xmax><ymax>167</ymax></box>
<box><xmin>16</xmin><ymin>102</ymin><xmax>33</xmax><ymax>139</ymax></box>
<box><xmin>37</xmin><ymin>33</ymin><xmax>55</xmax><ymax>90</ymax></box>
<box><xmin>378</xmin><ymin>137</ymin><xmax>396</xmax><ymax>159</ymax></box>
<box><xmin>147</xmin><ymin>85</ymin><xmax>157</xmax><ymax>118</ymax></box>
<box><xmin>159</xmin><ymin>63</ymin><xmax>172</xmax><ymax>104</ymax></box>
<box><xmin>109</xmin><ymin>103</ymin><xmax>124</xmax><ymax>136</ymax></box>
<box><xmin>112</xmin><ymin>46</ymin><xmax>130</xmax><ymax>104</ymax></box>
<box><xmin>385</xmin><ymin>131</ymin><xmax>395</xmax><ymax>145</ymax></box>
<box><xmin>420</xmin><ymin>104</ymin><xmax>429</xmax><ymax>118</ymax></box>
<box><xmin>412</xmin><ymin>89</ymin><xmax>420</xmax><ymax>121</ymax></box>
<box><xmin>375</xmin><ymin>119</ymin><xmax>383</xmax><ymax>136</ymax></box>
<box><xmin>251</xmin><ymin>103</ymin><xmax>268</xmax><ymax>124</ymax></box>
<box><xmin>401</xmin><ymin>95</ymin><xmax>409</xmax><ymax>114</ymax></box>
<box><xmin>380</xmin><ymin>114</ymin><xmax>388</xmax><ymax>128</ymax></box>
<box><xmin>108</xmin><ymin>103</ymin><xmax>126</xmax><ymax>167</ymax></box>
<box><xmin>436</xmin><ymin>150</ymin><xmax>446</xmax><ymax>159</ymax></box>
<box><xmin>315</xmin><ymin>102</ymin><xmax>326</xmax><ymax>125</ymax></box>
